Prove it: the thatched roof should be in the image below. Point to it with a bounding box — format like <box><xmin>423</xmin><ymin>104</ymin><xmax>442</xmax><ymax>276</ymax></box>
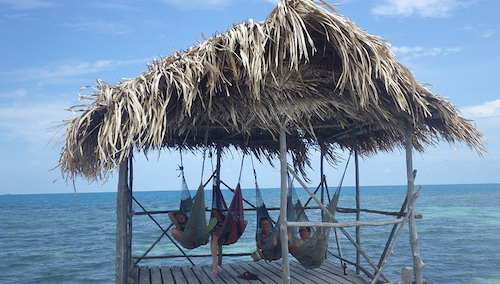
<box><xmin>57</xmin><ymin>0</ymin><xmax>484</xmax><ymax>182</ymax></box>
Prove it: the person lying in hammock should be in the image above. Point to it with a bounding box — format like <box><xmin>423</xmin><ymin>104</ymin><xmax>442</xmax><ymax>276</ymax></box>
<box><xmin>288</xmin><ymin>226</ymin><xmax>327</xmax><ymax>268</ymax></box>
<box><xmin>257</xmin><ymin>217</ymin><xmax>272</xmax><ymax>250</ymax></box>
<box><xmin>168</xmin><ymin>211</ymin><xmax>188</xmax><ymax>242</ymax></box>
<box><xmin>288</xmin><ymin>226</ymin><xmax>323</xmax><ymax>252</ymax></box>
<box><xmin>210</xmin><ymin>208</ymin><xmax>248</xmax><ymax>274</ymax></box>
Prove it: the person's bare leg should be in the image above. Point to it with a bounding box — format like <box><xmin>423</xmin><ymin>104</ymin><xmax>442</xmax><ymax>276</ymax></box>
<box><xmin>211</xmin><ymin>234</ymin><xmax>219</xmax><ymax>274</ymax></box>
<box><xmin>171</xmin><ymin>228</ymin><xmax>182</xmax><ymax>241</ymax></box>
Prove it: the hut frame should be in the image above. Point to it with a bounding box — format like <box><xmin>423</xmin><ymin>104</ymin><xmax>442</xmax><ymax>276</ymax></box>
<box><xmin>114</xmin><ymin>128</ymin><xmax>423</xmax><ymax>284</ymax></box>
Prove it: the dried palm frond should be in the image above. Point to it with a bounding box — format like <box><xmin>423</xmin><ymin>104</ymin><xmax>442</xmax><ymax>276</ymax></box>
<box><xmin>56</xmin><ymin>0</ymin><xmax>484</xmax><ymax>182</ymax></box>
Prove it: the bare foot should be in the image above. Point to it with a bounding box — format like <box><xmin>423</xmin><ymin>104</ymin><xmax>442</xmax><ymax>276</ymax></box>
<box><xmin>212</xmin><ymin>265</ymin><xmax>218</xmax><ymax>275</ymax></box>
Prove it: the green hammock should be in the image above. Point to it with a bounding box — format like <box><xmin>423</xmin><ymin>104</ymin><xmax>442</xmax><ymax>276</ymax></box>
<box><xmin>178</xmin><ymin>183</ymin><xmax>210</xmax><ymax>249</ymax></box>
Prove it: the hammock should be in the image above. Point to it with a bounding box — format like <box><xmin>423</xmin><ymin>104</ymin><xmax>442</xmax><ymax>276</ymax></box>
<box><xmin>211</xmin><ymin>179</ymin><xmax>246</xmax><ymax>245</ymax></box>
<box><xmin>255</xmin><ymin>168</ymin><xmax>272</xmax><ymax>243</ymax></box>
<box><xmin>260</xmin><ymin>173</ymin><xmax>302</xmax><ymax>261</ymax></box>
<box><xmin>255</xmin><ymin>169</ymin><xmax>282</xmax><ymax>261</ymax></box>
<box><xmin>177</xmin><ymin>182</ymin><xmax>210</xmax><ymax>249</ymax></box>
<box><xmin>286</xmin><ymin>176</ymin><xmax>328</xmax><ymax>269</ymax></box>
<box><xmin>288</xmin><ymin>155</ymin><xmax>349</xmax><ymax>269</ymax></box>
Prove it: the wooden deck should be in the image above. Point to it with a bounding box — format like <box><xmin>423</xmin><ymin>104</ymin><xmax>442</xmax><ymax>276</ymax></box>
<box><xmin>129</xmin><ymin>259</ymin><xmax>371</xmax><ymax>284</ymax></box>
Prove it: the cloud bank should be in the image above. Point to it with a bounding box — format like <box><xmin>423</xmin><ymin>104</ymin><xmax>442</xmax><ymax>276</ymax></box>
<box><xmin>157</xmin><ymin>0</ymin><xmax>232</xmax><ymax>10</ymax></box>
<box><xmin>0</xmin><ymin>101</ymin><xmax>72</xmax><ymax>148</ymax></box>
<box><xmin>390</xmin><ymin>46</ymin><xmax>461</xmax><ymax>61</ymax></box>
<box><xmin>371</xmin><ymin>0</ymin><xmax>475</xmax><ymax>17</ymax></box>
<box><xmin>0</xmin><ymin>0</ymin><xmax>56</xmax><ymax>10</ymax></box>
<box><xmin>461</xmin><ymin>100</ymin><xmax>500</xmax><ymax>118</ymax></box>
<box><xmin>3</xmin><ymin>58</ymin><xmax>149</xmax><ymax>85</ymax></box>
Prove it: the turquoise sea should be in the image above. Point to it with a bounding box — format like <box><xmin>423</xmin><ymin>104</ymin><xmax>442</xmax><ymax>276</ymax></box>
<box><xmin>1</xmin><ymin>183</ymin><xmax>499</xmax><ymax>283</ymax></box>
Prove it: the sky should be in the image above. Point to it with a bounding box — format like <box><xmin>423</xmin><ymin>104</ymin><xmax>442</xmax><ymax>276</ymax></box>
<box><xmin>0</xmin><ymin>0</ymin><xmax>499</xmax><ymax>195</ymax></box>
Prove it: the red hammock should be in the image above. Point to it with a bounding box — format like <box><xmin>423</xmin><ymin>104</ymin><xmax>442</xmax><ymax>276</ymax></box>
<box><xmin>211</xmin><ymin>181</ymin><xmax>246</xmax><ymax>245</ymax></box>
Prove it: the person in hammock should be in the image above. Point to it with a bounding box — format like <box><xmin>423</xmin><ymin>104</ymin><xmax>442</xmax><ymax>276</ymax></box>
<box><xmin>168</xmin><ymin>211</ymin><xmax>188</xmax><ymax>241</ymax></box>
<box><xmin>210</xmin><ymin>208</ymin><xmax>248</xmax><ymax>274</ymax></box>
<box><xmin>288</xmin><ymin>226</ymin><xmax>326</xmax><ymax>269</ymax></box>
<box><xmin>288</xmin><ymin>226</ymin><xmax>322</xmax><ymax>253</ymax></box>
<box><xmin>257</xmin><ymin>217</ymin><xmax>272</xmax><ymax>250</ymax></box>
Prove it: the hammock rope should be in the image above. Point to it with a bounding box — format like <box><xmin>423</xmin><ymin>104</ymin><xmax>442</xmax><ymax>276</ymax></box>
<box><xmin>178</xmin><ymin>150</ymin><xmax>193</xmax><ymax>215</ymax></box>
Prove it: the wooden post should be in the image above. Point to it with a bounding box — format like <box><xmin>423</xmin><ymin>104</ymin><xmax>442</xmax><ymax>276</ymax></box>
<box><xmin>401</xmin><ymin>267</ymin><xmax>413</xmax><ymax>284</ymax></box>
<box><xmin>279</xmin><ymin>129</ymin><xmax>291</xmax><ymax>284</ymax></box>
<box><xmin>320</xmin><ymin>143</ymin><xmax>325</xmax><ymax>218</ymax></box>
<box><xmin>405</xmin><ymin>125</ymin><xmax>425</xmax><ymax>283</ymax></box>
<box><xmin>355</xmin><ymin>148</ymin><xmax>360</xmax><ymax>274</ymax></box>
<box><xmin>216</xmin><ymin>144</ymin><xmax>223</xmax><ymax>265</ymax></box>
<box><xmin>320</xmin><ymin>144</ymin><xmax>326</xmax><ymax>261</ymax></box>
<box><xmin>126</xmin><ymin>154</ymin><xmax>133</xmax><ymax>275</ymax></box>
<box><xmin>116</xmin><ymin>157</ymin><xmax>129</xmax><ymax>284</ymax></box>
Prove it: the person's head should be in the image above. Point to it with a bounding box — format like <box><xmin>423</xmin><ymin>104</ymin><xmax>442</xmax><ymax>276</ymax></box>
<box><xmin>298</xmin><ymin>226</ymin><xmax>311</xmax><ymax>239</ymax></box>
<box><xmin>173</xmin><ymin>212</ymin><xmax>188</xmax><ymax>225</ymax></box>
<box><xmin>259</xmin><ymin>217</ymin><xmax>271</xmax><ymax>231</ymax></box>
<box><xmin>212</xmin><ymin>208</ymin><xmax>225</xmax><ymax>222</ymax></box>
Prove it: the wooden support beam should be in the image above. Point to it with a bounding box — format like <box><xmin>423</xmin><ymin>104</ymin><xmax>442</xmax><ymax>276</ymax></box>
<box><xmin>125</xmin><ymin>155</ymin><xmax>133</xmax><ymax>279</ymax></box>
<box><xmin>370</xmin><ymin>186</ymin><xmax>422</xmax><ymax>284</ymax></box>
<box><xmin>116</xmin><ymin>157</ymin><xmax>129</xmax><ymax>284</ymax></box>
<box><xmin>405</xmin><ymin>125</ymin><xmax>425</xmax><ymax>283</ymax></box>
<box><xmin>401</xmin><ymin>267</ymin><xmax>413</xmax><ymax>284</ymax></box>
<box><xmin>287</xmin><ymin>218</ymin><xmax>405</xmax><ymax>228</ymax></box>
<box><xmin>216</xmin><ymin>144</ymin><xmax>223</xmax><ymax>266</ymax></box>
<box><xmin>355</xmin><ymin>148</ymin><xmax>361</xmax><ymax>274</ymax></box>
<box><xmin>279</xmin><ymin>129</ymin><xmax>291</xmax><ymax>284</ymax></box>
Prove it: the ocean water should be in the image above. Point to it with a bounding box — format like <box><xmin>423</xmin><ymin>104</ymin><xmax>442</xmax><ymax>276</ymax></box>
<box><xmin>1</xmin><ymin>183</ymin><xmax>499</xmax><ymax>283</ymax></box>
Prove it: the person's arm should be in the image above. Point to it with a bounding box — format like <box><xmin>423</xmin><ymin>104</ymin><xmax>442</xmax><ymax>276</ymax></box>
<box><xmin>315</xmin><ymin>227</ymin><xmax>322</xmax><ymax>240</ymax></box>
<box><xmin>168</xmin><ymin>211</ymin><xmax>180</xmax><ymax>228</ymax></box>
<box><xmin>288</xmin><ymin>242</ymin><xmax>299</xmax><ymax>252</ymax></box>
<box><xmin>257</xmin><ymin>233</ymin><xmax>262</xmax><ymax>249</ymax></box>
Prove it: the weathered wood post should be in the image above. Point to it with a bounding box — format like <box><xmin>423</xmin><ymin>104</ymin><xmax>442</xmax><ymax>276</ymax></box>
<box><xmin>401</xmin><ymin>267</ymin><xmax>413</xmax><ymax>284</ymax></box>
<box><xmin>355</xmin><ymin>147</ymin><xmax>361</xmax><ymax>274</ymax></box>
<box><xmin>279</xmin><ymin>128</ymin><xmax>291</xmax><ymax>284</ymax></box>
<box><xmin>405</xmin><ymin>125</ymin><xmax>425</xmax><ymax>283</ymax></box>
<box><xmin>116</xmin><ymin>156</ymin><xmax>132</xmax><ymax>284</ymax></box>
<box><xmin>216</xmin><ymin>144</ymin><xmax>223</xmax><ymax>265</ymax></box>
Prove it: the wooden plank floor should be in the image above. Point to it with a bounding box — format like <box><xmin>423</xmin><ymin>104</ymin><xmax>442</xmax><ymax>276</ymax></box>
<box><xmin>129</xmin><ymin>259</ymin><xmax>371</xmax><ymax>284</ymax></box>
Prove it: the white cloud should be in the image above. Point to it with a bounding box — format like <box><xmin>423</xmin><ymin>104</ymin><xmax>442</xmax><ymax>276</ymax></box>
<box><xmin>460</xmin><ymin>100</ymin><xmax>500</xmax><ymax>118</ymax></box>
<box><xmin>157</xmin><ymin>0</ymin><xmax>232</xmax><ymax>10</ymax></box>
<box><xmin>4</xmin><ymin>58</ymin><xmax>149</xmax><ymax>85</ymax></box>
<box><xmin>371</xmin><ymin>0</ymin><xmax>475</xmax><ymax>18</ymax></box>
<box><xmin>157</xmin><ymin>0</ymin><xmax>279</xmax><ymax>10</ymax></box>
<box><xmin>64</xmin><ymin>19</ymin><xmax>135</xmax><ymax>35</ymax></box>
<box><xmin>0</xmin><ymin>101</ymin><xmax>73</xmax><ymax>148</ymax></box>
<box><xmin>461</xmin><ymin>24</ymin><xmax>497</xmax><ymax>38</ymax></box>
<box><xmin>0</xmin><ymin>0</ymin><xmax>56</xmax><ymax>9</ymax></box>
<box><xmin>23</xmin><ymin>60</ymin><xmax>114</xmax><ymax>82</ymax></box>
<box><xmin>84</xmin><ymin>2</ymin><xmax>140</xmax><ymax>12</ymax></box>
<box><xmin>0</xmin><ymin>88</ymin><xmax>27</xmax><ymax>99</ymax></box>
<box><xmin>391</xmin><ymin>46</ymin><xmax>461</xmax><ymax>60</ymax></box>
